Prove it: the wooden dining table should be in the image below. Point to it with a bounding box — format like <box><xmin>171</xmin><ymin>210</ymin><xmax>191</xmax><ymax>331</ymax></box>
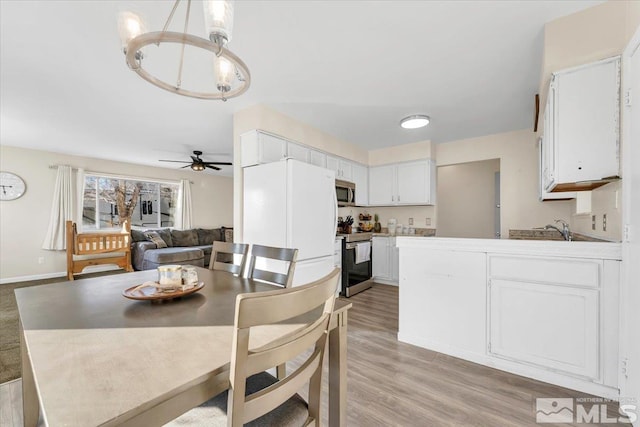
<box><xmin>15</xmin><ymin>267</ymin><xmax>351</xmax><ymax>426</ymax></box>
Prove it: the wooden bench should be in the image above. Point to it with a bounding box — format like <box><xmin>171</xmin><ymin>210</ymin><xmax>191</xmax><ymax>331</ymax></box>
<box><xmin>66</xmin><ymin>220</ymin><xmax>133</xmax><ymax>280</ymax></box>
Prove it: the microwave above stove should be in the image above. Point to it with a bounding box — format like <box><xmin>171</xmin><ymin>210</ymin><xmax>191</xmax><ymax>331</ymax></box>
<box><xmin>336</xmin><ymin>179</ymin><xmax>356</xmax><ymax>207</ymax></box>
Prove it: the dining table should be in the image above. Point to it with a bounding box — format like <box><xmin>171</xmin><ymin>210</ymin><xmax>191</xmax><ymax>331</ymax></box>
<box><xmin>15</xmin><ymin>267</ymin><xmax>351</xmax><ymax>426</ymax></box>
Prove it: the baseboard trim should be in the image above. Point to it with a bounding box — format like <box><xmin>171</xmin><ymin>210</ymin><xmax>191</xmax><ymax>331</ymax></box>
<box><xmin>0</xmin><ymin>271</ymin><xmax>66</xmax><ymax>285</ymax></box>
<box><xmin>373</xmin><ymin>278</ymin><xmax>398</xmax><ymax>286</ymax></box>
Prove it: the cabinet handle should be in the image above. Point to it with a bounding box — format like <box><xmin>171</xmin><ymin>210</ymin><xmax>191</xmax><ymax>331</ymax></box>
<box><xmin>392</xmin><ymin>196</ymin><xmax>395</xmax><ymax>202</ymax></box>
<box><xmin>398</xmin><ymin>196</ymin><xmax>400</xmax><ymax>202</ymax></box>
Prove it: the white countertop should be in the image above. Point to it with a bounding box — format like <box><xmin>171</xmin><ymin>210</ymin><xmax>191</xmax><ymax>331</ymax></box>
<box><xmin>396</xmin><ymin>236</ymin><xmax>622</xmax><ymax>260</ymax></box>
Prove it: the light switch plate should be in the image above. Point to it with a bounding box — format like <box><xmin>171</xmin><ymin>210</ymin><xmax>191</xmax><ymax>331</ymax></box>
<box><xmin>425</xmin><ymin>217</ymin><xmax>431</xmax><ymax>226</ymax></box>
<box><xmin>592</xmin><ymin>215</ymin><xmax>596</xmax><ymax>230</ymax></box>
<box><xmin>408</xmin><ymin>218</ymin><xmax>414</xmax><ymax>225</ymax></box>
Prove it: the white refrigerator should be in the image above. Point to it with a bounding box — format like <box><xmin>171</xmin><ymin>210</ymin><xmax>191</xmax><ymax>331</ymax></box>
<box><xmin>243</xmin><ymin>159</ymin><xmax>338</xmax><ymax>286</ymax></box>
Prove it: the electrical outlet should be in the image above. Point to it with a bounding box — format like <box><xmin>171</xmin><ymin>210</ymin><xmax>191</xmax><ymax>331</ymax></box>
<box><xmin>38</xmin><ymin>257</ymin><xmax>45</xmax><ymax>265</ymax></box>
<box><xmin>408</xmin><ymin>218</ymin><xmax>414</xmax><ymax>226</ymax></box>
<box><xmin>425</xmin><ymin>217</ymin><xmax>431</xmax><ymax>226</ymax></box>
<box><xmin>592</xmin><ymin>215</ymin><xmax>596</xmax><ymax>231</ymax></box>
<box><xmin>603</xmin><ymin>214</ymin><xmax>607</xmax><ymax>232</ymax></box>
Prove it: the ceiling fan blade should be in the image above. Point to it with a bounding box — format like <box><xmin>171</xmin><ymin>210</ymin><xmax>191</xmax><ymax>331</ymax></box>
<box><xmin>159</xmin><ymin>160</ymin><xmax>191</xmax><ymax>163</ymax></box>
<box><xmin>180</xmin><ymin>165</ymin><xmax>191</xmax><ymax>169</ymax></box>
<box><xmin>202</xmin><ymin>162</ymin><xmax>232</xmax><ymax>166</ymax></box>
<box><xmin>205</xmin><ymin>165</ymin><xmax>221</xmax><ymax>171</ymax></box>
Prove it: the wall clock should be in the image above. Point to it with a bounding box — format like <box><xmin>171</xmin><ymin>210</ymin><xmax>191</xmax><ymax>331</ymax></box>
<box><xmin>0</xmin><ymin>172</ymin><xmax>26</xmax><ymax>201</ymax></box>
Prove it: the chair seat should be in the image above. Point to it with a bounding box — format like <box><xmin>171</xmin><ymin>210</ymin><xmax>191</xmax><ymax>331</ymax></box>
<box><xmin>166</xmin><ymin>372</ymin><xmax>309</xmax><ymax>427</ymax></box>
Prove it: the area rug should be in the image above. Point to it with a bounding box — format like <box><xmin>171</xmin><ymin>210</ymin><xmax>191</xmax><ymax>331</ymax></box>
<box><xmin>0</xmin><ymin>271</ymin><xmax>125</xmax><ymax>383</ymax></box>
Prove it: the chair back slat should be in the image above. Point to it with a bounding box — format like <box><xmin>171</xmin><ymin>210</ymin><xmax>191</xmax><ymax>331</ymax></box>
<box><xmin>209</xmin><ymin>241</ymin><xmax>249</xmax><ymax>276</ymax></box>
<box><xmin>228</xmin><ymin>268</ymin><xmax>340</xmax><ymax>426</ymax></box>
<box><xmin>246</xmin><ymin>244</ymin><xmax>298</xmax><ymax>288</ymax></box>
<box><xmin>244</xmin><ymin>348</ymin><xmax>323</xmax><ymax>422</ymax></box>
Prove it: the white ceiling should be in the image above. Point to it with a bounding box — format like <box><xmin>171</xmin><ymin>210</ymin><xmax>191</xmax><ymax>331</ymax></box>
<box><xmin>0</xmin><ymin>0</ymin><xmax>602</xmax><ymax>176</ymax></box>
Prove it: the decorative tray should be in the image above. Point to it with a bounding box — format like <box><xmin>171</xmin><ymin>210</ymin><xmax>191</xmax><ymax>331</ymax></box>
<box><xmin>122</xmin><ymin>282</ymin><xmax>205</xmax><ymax>302</ymax></box>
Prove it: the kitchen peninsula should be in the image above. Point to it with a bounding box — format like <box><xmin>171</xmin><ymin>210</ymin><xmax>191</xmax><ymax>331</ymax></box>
<box><xmin>396</xmin><ymin>237</ymin><xmax>622</xmax><ymax>399</ymax></box>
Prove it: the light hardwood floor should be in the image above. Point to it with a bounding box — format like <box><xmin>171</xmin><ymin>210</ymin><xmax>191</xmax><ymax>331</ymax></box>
<box><xmin>0</xmin><ymin>283</ymin><xmax>627</xmax><ymax>426</ymax></box>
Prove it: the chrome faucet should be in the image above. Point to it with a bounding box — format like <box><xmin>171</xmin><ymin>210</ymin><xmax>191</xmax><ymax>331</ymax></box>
<box><xmin>544</xmin><ymin>219</ymin><xmax>572</xmax><ymax>241</ymax></box>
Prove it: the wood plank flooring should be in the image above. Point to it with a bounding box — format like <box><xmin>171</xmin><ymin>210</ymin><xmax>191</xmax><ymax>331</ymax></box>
<box><xmin>1</xmin><ymin>283</ymin><xmax>628</xmax><ymax>426</ymax></box>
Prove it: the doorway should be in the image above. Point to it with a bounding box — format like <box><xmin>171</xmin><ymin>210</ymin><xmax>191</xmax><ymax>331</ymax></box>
<box><xmin>436</xmin><ymin>159</ymin><xmax>501</xmax><ymax>238</ymax></box>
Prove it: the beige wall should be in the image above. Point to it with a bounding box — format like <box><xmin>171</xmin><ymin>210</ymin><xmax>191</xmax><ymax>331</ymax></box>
<box><xmin>0</xmin><ymin>145</ymin><xmax>233</xmax><ymax>282</ymax></box>
<box><xmin>436</xmin><ymin>129</ymin><xmax>573</xmax><ymax>238</ymax></box>
<box><xmin>571</xmin><ymin>181</ymin><xmax>622</xmax><ymax>240</ymax></box>
<box><xmin>233</xmin><ymin>104</ymin><xmax>368</xmax><ymax>240</ymax></box>
<box><xmin>368</xmin><ymin>140</ymin><xmax>433</xmax><ymax>166</ymax></box>
<box><xmin>437</xmin><ymin>159</ymin><xmax>500</xmax><ymax>238</ymax></box>
<box><xmin>539</xmin><ymin>0</ymin><xmax>640</xmax><ymax>110</ymax></box>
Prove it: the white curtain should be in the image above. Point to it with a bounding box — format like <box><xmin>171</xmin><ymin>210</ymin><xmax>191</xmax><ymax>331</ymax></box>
<box><xmin>42</xmin><ymin>165</ymin><xmax>75</xmax><ymax>250</ymax></box>
<box><xmin>176</xmin><ymin>179</ymin><xmax>193</xmax><ymax>230</ymax></box>
<box><xmin>76</xmin><ymin>168</ymin><xmax>85</xmax><ymax>232</ymax></box>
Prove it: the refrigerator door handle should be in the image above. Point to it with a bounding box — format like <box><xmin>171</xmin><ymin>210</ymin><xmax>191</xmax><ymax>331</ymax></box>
<box><xmin>333</xmin><ymin>183</ymin><xmax>339</xmax><ymax>238</ymax></box>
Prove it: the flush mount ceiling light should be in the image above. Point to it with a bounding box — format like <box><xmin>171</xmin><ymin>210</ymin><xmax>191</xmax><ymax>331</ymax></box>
<box><xmin>118</xmin><ymin>0</ymin><xmax>250</xmax><ymax>101</ymax></box>
<box><xmin>400</xmin><ymin>115</ymin><xmax>430</xmax><ymax>129</ymax></box>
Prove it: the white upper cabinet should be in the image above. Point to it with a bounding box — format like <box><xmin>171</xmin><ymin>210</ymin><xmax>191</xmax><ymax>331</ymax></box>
<box><xmin>241</xmin><ymin>131</ymin><xmax>287</xmax><ymax>167</ymax></box>
<box><xmin>543</xmin><ymin>56</ymin><xmax>620</xmax><ymax>192</ymax></box>
<box><xmin>369</xmin><ymin>160</ymin><xmax>435</xmax><ymax>206</ymax></box>
<box><xmin>351</xmin><ymin>163</ymin><xmax>368</xmax><ymax>206</ymax></box>
<box><xmin>369</xmin><ymin>165</ymin><xmax>395</xmax><ymax>205</ymax></box>
<box><xmin>309</xmin><ymin>149</ymin><xmax>326</xmax><ymax>168</ymax></box>
<box><xmin>327</xmin><ymin>155</ymin><xmax>353</xmax><ymax>182</ymax></box>
<box><xmin>287</xmin><ymin>142</ymin><xmax>310</xmax><ymax>163</ymax></box>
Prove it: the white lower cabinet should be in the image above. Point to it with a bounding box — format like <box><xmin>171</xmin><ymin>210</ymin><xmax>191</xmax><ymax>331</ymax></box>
<box><xmin>372</xmin><ymin>236</ymin><xmax>398</xmax><ymax>284</ymax></box>
<box><xmin>398</xmin><ymin>238</ymin><xmax>622</xmax><ymax>398</ymax></box>
<box><xmin>489</xmin><ymin>279</ymin><xmax>598</xmax><ymax>378</ymax></box>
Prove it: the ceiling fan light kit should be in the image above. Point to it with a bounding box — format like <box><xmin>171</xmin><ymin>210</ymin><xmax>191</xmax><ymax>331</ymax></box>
<box><xmin>118</xmin><ymin>0</ymin><xmax>250</xmax><ymax>101</ymax></box>
<box><xmin>400</xmin><ymin>115</ymin><xmax>430</xmax><ymax>129</ymax></box>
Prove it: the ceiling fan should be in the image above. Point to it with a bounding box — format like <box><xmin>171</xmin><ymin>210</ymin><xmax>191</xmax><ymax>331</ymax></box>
<box><xmin>159</xmin><ymin>151</ymin><xmax>232</xmax><ymax>171</ymax></box>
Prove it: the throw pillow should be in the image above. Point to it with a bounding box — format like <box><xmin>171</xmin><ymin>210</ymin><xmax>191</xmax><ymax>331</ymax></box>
<box><xmin>196</xmin><ymin>228</ymin><xmax>222</xmax><ymax>246</ymax></box>
<box><xmin>171</xmin><ymin>229</ymin><xmax>199</xmax><ymax>247</ymax></box>
<box><xmin>130</xmin><ymin>229</ymin><xmax>147</xmax><ymax>242</ymax></box>
<box><xmin>145</xmin><ymin>231</ymin><xmax>168</xmax><ymax>248</ymax></box>
<box><xmin>156</xmin><ymin>228</ymin><xmax>173</xmax><ymax>247</ymax></box>
<box><xmin>223</xmin><ymin>227</ymin><xmax>234</xmax><ymax>243</ymax></box>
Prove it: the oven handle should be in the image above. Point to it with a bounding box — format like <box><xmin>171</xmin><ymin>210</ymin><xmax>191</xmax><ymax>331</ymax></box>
<box><xmin>346</xmin><ymin>241</ymin><xmax>370</xmax><ymax>250</ymax></box>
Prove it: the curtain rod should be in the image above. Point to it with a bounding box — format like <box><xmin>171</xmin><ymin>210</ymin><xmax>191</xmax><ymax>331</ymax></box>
<box><xmin>48</xmin><ymin>165</ymin><xmax>194</xmax><ymax>185</ymax></box>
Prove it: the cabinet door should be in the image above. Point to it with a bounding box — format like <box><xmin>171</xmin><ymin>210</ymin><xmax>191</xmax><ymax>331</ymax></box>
<box><xmin>339</xmin><ymin>160</ymin><xmax>353</xmax><ymax>182</ymax></box>
<box><xmin>489</xmin><ymin>279</ymin><xmax>598</xmax><ymax>379</ymax></box>
<box><xmin>555</xmin><ymin>58</ymin><xmax>620</xmax><ymax>184</ymax></box>
<box><xmin>241</xmin><ymin>131</ymin><xmax>287</xmax><ymax>167</ymax></box>
<box><xmin>396</xmin><ymin>161</ymin><xmax>430</xmax><ymax>205</ymax></box>
<box><xmin>326</xmin><ymin>156</ymin><xmax>340</xmax><ymax>178</ymax></box>
<box><xmin>287</xmin><ymin>142</ymin><xmax>309</xmax><ymax>163</ymax></box>
<box><xmin>258</xmin><ymin>132</ymin><xmax>287</xmax><ymax>164</ymax></box>
<box><xmin>369</xmin><ymin>165</ymin><xmax>395</xmax><ymax>205</ymax></box>
<box><xmin>309</xmin><ymin>150</ymin><xmax>326</xmax><ymax>168</ymax></box>
<box><xmin>372</xmin><ymin>237</ymin><xmax>390</xmax><ymax>280</ymax></box>
<box><xmin>351</xmin><ymin>163</ymin><xmax>368</xmax><ymax>206</ymax></box>
<box><xmin>390</xmin><ymin>238</ymin><xmax>399</xmax><ymax>283</ymax></box>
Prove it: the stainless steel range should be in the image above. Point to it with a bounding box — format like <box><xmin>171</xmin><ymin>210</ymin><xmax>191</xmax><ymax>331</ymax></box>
<box><xmin>338</xmin><ymin>232</ymin><xmax>373</xmax><ymax>297</ymax></box>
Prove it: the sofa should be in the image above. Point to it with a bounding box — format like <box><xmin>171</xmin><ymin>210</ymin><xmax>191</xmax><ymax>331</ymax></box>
<box><xmin>130</xmin><ymin>227</ymin><xmax>232</xmax><ymax>271</ymax></box>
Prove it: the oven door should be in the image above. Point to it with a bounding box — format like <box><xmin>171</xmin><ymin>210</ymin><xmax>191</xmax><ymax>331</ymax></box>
<box><xmin>342</xmin><ymin>241</ymin><xmax>372</xmax><ymax>297</ymax></box>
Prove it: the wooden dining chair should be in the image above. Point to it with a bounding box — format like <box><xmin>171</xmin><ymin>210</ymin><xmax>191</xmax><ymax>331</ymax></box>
<box><xmin>167</xmin><ymin>268</ymin><xmax>341</xmax><ymax>427</ymax></box>
<box><xmin>245</xmin><ymin>244</ymin><xmax>298</xmax><ymax>288</ymax></box>
<box><xmin>209</xmin><ymin>241</ymin><xmax>249</xmax><ymax>276</ymax></box>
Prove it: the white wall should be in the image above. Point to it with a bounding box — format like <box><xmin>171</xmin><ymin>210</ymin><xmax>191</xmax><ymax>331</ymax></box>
<box><xmin>437</xmin><ymin>159</ymin><xmax>500</xmax><ymax>238</ymax></box>
<box><xmin>0</xmin><ymin>145</ymin><xmax>233</xmax><ymax>282</ymax></box>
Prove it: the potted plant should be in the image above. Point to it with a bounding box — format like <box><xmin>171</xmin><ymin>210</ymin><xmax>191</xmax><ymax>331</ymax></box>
<box><xmin>374</xmin><ymin>214</ymin><xmax>382</xmax><ymax>232</ymax></box>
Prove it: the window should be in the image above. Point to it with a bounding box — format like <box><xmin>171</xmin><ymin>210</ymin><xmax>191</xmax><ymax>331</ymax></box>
<box><xmin>82</xmin><ymin>174</ymin><xmax>179</xmax><ymax>231</ymax></box>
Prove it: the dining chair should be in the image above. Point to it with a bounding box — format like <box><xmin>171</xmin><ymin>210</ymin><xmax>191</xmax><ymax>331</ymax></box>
<box><xmin>245</xmin><ymin>244</ymin><xmax>298</xmax><ymax>288</ymax></box>
<box><xmin>167</xmin><ymin>268</ymin><xmax>341</xmax><ymax>427</ymax></box>
<box><xmin>209</xmin><ymin>241</ymin><xmax>249</xmax><ymax>276</ymax></box>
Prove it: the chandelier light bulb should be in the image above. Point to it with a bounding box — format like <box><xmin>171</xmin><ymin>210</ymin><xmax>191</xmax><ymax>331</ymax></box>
<box><xmin>117</xmin><ymin>11</ymin><xmax>146</xmax><ymax>51</ymax></box>
<box><xmin>215</xmin><ymin>56</ymin><xmax>234</xmax><ymax>93</ymax></box>
<box><xmin>203</xmin><ymin>0</ymin><xmax>234</xmax><ymax>44</ymax></box>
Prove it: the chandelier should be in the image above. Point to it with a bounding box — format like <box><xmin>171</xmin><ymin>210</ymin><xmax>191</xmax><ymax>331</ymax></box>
<box><xmin>117</xmin><ymin>0</ymin><xmax>250</xmax><ymax>101</ymax></box>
